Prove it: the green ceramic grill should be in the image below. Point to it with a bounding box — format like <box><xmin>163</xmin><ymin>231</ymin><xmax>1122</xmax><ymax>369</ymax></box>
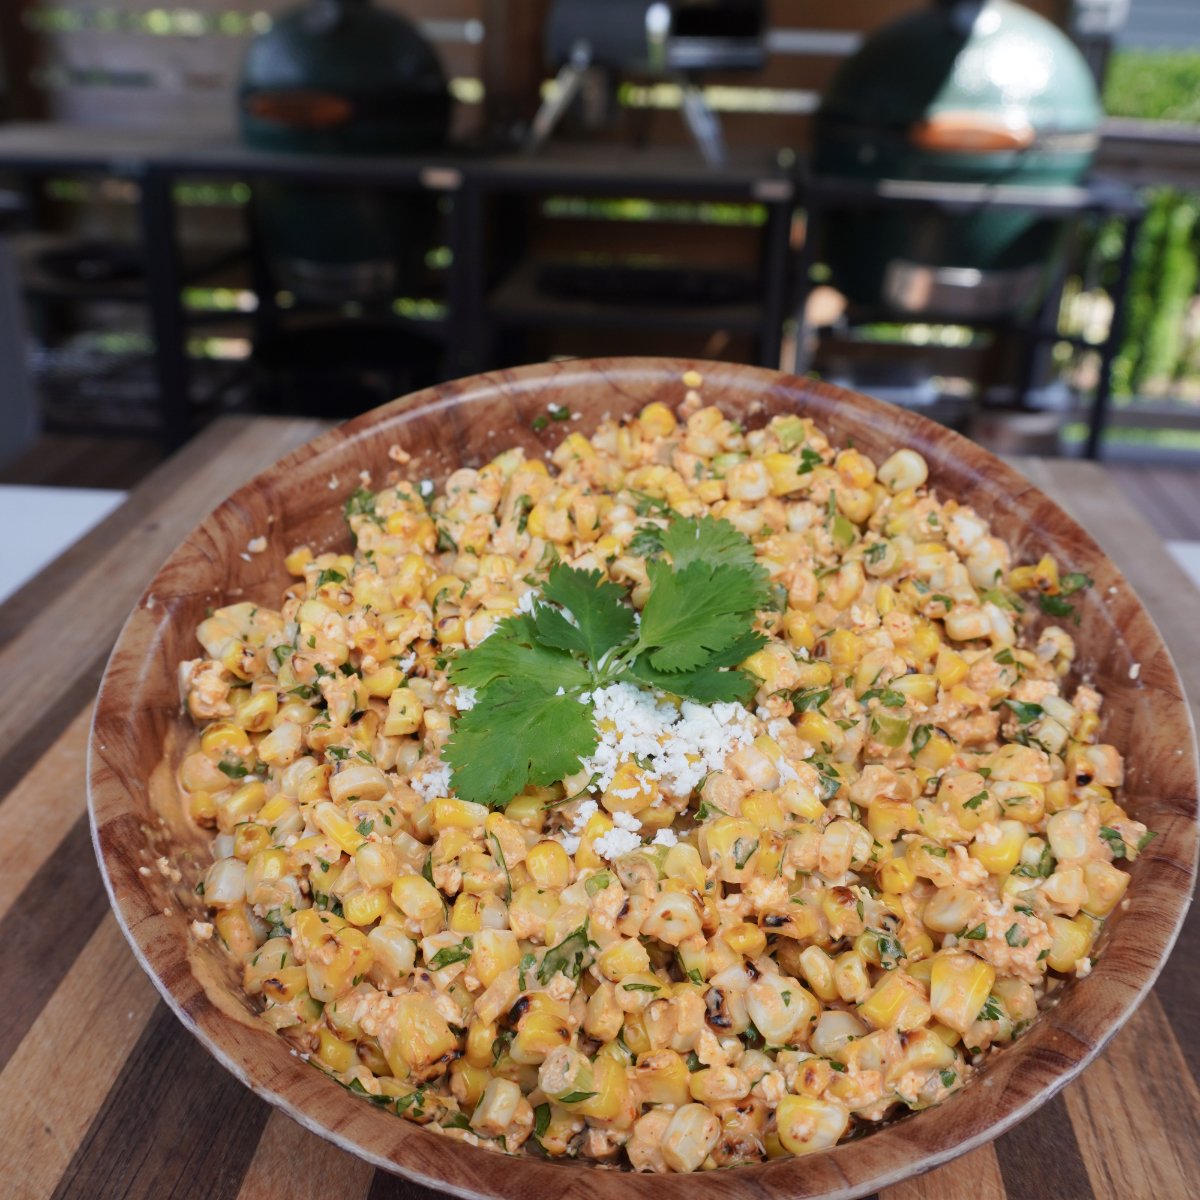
<box><xmin>239</xmin><ymin>0</ymin><xmax>451</xmax><ymax>301</ymax></box>
<box><xmin>814</xmin><ymin>0</ymin><xmax>1102</xmax><ymax>318</ymax></box>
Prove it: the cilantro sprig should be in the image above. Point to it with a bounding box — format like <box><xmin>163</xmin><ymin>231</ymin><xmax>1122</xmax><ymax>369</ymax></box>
<box><xmin>441</xmin><ymin>516</ymin><xmax>769</xmax><ymax>806</ymax></box>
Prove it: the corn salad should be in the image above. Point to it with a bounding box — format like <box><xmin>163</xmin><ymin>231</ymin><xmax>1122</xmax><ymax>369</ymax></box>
<box><xmin>178</xmin><ymin>391</ymin><xmax>1149</xmax><ymax>1172</ymax></box>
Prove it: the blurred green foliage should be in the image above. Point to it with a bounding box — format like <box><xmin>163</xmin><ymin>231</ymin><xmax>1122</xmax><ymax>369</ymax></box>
<box><xmin>1104</xmin><ymin>50</ymin><xmax>1200</xmax><ymax>123</ymax></box>
<box><xmin>1093</xmin><ymin>51</ymin><xmax>1200</xmax><ymax>398</ymax></box>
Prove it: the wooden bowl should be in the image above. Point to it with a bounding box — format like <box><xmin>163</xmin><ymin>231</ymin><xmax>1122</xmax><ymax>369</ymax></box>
<box><xmin>89</xmin><ymin>358</ymin><xmax>1199</xmax><ymax>1199</ymax></box>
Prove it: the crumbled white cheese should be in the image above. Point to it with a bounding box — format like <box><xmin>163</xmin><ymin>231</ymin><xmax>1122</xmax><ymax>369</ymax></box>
<box><xmin>612</xmin><ymin>811</ymin><xmax>642</xmax><ymax>833</ymax></box>
<box><xmin>580</xmin><ymin>683</ymin><xmax>754</xmax><ymax>798</ymax></box>
<box><xmin>397</xmin><ymin>652</ymin><xmax>416</xmax><ymax>674</ymax></box>
<box><xmin>412</xmin><ymin>761</ymin><xmax>452</xmax><ymax>802</ymax></box>
<box><xmin>593</xmin><ymin>827</ymin><xmax>643</xmax><ymax>861</ymax></box>
<box><xmin>1076</xmin><ymin>956</ymin><xmax>1093</xmax><ymax>978</ymax></box>
<box><xmin>517</xmin><ymin>590</ymin><xmax>540</xmax><ymax>615</ymax></box>
<box><xmin>571</xmin><ymin>800</ymin><xmax>598</xmax><ymax>832</ymax></box>
<box><xmin>1129</xmin><ymin>663</ymin><xmax>1141</xmax><ymax>680</ymax></box>
<box><xmin>651</xmin><ymin>828</ymin><xmax>678</xmax><ymax>847</ymax></box>
<box><xmin>452</xmin><ymin>687</ymin><xmax>478</xmax><ymax>711</ymax></box>
<box><xmin>247</xmin><ymin>536</ymin><xmax>267</xmax><ymax>554</ymax></box>
<box><xmin>558</xmin><ymin>833</ymin><xmax>582</xmax><ymax>855</ymax></box>
<box><xmin>419</xmin><ymin>479</ymin><xmax>434</xmax><ymax>497</ymax></box>
<box><xmin>190</xmin><ymin>920</ymin><xmax>214</xmax><ymax>941</ymax></box>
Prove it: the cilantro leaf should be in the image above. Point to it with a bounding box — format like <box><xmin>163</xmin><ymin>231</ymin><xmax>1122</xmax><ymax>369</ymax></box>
<box><xmin>622</xmin><ymin>629</ymin><xmax>766</xmax><ymax>703</ymax></box>
<box><xmin>447</xmin><ymin>614</ymin><xmax>591</xmax><ymax>695</ymax></box>
<box><xmin>533</xmin><ymin>564</ymin><xmax>636</xmax><ymax>664</ymax></box>
<box><xmin>635</xmin><ymin>557</ymin><xmax>770</xmax><ymax>673</ymax></box>
<box><xmin>629</xmin><ymin>524</ymin><xmax>665</xmax><ymax>557</ymax></box>
<box><xmin>442</xmin><ymin>680</ymin><xmax>597</xmax><ymax>806</ymax></box>
<box><xmin>659</xmin><ymin>515</ymin><xmax>760</xmax><ymax>574</ymax></box>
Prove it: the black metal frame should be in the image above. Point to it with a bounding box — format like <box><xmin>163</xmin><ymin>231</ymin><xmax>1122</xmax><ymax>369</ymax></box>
<box><xmin>793</xmin><ymin>173</ymin><xmax>1146</xmax><ymax>459</ymax></box>
<box><xmin>0</xmin><ymin>123</ymin><xmax>1145</xmax><ymax>458</ymax></box>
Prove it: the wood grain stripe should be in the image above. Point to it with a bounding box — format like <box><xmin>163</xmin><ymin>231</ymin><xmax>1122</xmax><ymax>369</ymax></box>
<box><xmin>0</xmin><ymin>916</ymin><xmax>159</xmax><ymax>1199</ymax></box>
<box><xmin>0</xmin><ymin>416</ymin><xmax>326</xmax><ymax>791</ymax></box>
<box><xmin>50</xmin><ymin>1003</ymin><xmax>272</xmax><ymax>1200</ymax></box>
<box><xmin>0</xmin><ymin>704</ymin><xmax>91</xmax><ymax>919</ymax></box>
<box><xmin>1064</xmin><ymin>995</ymin><xmax>1200</xmax><ymax>1199</ymax></box>
<box><xmin>366</xmin><ymin>1168</ymin><xmax>465</xmax><ymax>1200</ymax></box>
<box><xmin>0</xmin><ymin>814</ymin><xmax>108</xmax><ymax>1069</ymax></box>
<box><xmin>994</xmin><ymin>1095</ymin><xmax>1092</xmax><ymax>1200</ymax></box>
<box><xmin>883</xmin><ymin>1146</ymin><xmax>1006</xmax><ymax>1200</ymax></box>
<box><xmin>236</xmin><ymin>1110</ymin><xmax>375</xmax><ymax>1200</ymax></box>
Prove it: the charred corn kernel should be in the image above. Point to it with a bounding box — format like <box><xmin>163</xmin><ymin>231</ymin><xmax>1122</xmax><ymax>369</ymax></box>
<box><xmin>450</xmin><ymin>1059</ymin><xmax>491</xmax><ymax>1109</ymax></box>
<box><xmin>391</xmin><ymin>873</ymin><xmax>443</xmax><ymax>920</ymax></box>
<box><xmin>638</xmin><ymin>401</ymin><xmax>677</xmax><ymax>438</ymax></box>
<box><xmin>242</xmin><ymin>848</ymin><xmax>288</xmax><ymax>907</ymax></box>
<box><xmin>231</xmin><ymin>822</ymin><xmax>269</xmax><ymax>864</ymax></box>
<box><xmin>833</xmin><ymin>950</ymin><xmax>871</xmax><ymax>1003</ymax></box>
<box><xmin>1083</xmin><ymin>859</ymin><xmax>1129</xmax><ymax>917</ymax></box>
<box><xmin>471</xmin><ymin>929</ymin><xmax>520</xmax><ymax>988</ymax></box>
<box><xmin>661</xmin><ymin>1103</ymin><xmax>721</xmax><ymax>1173</ymax></box>
<box><xmin>742</xmin><ymin>790</ymin><xmax>786</xmax><ymax>833</ymax></box>
<box><xmin>466</xmin><ymin>1018</ymin><xmax>498</xmax><ymax>1068</ymax></box>
<box><xmin>922</xmin><ymin>886</ymin><xmax>979</xmax><ymax>933</ymax></box>
<box><xmin>914</xmin><ymin>727</ymin><xmax>956</xmax><ymax>771</ymax></box>
<box><xmin>888</xmin><ymin>673</ymin><xmax>937</xmax><ymax>706</ymax></box>
<box><xmin>433</xmin><ymin>797</ymin><xmax>487</xmax><ymax>831</ymax></box>
<box><xmin>598</xmin><ymin>937</ymin><xmax>652</xmax><ymax>981</ymax></box>
<box><xmin>909</xmin><ymin>619</ymin><xmax>942</xmax><ymax>663</ymax></box>
<box><xmin>511</xmin><ymin>1010</ymin><xmax>571</xmax><ymax>1065</ymax></box>
<box><xmin>362</xmin><ymin>665</ymin><xmax>402</xmax><ymax>698</ymax></box>
<box><xmin>934</xmin><ymin>647</ymin><xmax>969</xmax><ymax>688</ymax></box>
<box><xmin>662</xmin><ymin>843</ymin><xmax>706</xmax><ymax>892</ymax></box>
<box><xmin>201</xmin><ymin>722</ymin><xmax>251</xmax><ymax>757</ymax></box>
<box><xmin>795</xmin><ymin>711</ymin><xmax>843</xmax><ymax>750</ymax></box>
<box><xmin>970</xmin><ymin>820</ymin><xmax>1027</xmax><ymax>875</ymax></box>
<box><xmin>878</xmin><ymin>449</ymin><xmax>928</xmax><ymax>493</ymax></box>
<box><xmin>316</xmin><ymin>1027</ymin><xmax>356</xmax><ymax>1073</ymax></box>
<box><xmin>1046</xmin><ymin>914</ymin><xmax>1095</xmax><ymax>971</ymax></box>
<box><xmin>313</xmin><ymin>800</ymin><xmax>366</xmax><ymax>855</ymax></box>
<box><xmin>384</xmin><ymin>688</ymin><xmax>424</xmax><ymax>737</ymax></box>
<box><xmin>783</xmin><ymin>610</ymin><xmax>816</xmax><ymax>651</ymax></box>
<box><xmin>722</xmin><ymin>922</ymin><xmax>767</xmax><ymax>959</ymax></box>
<box><xmin>859</xmin><ymin>970</ymin><xmax>933</xmax><ymax>1031</ymax></box>
<box><xmin>635</xmin><ymin>1049</ymin><xmax>691</xmax><ymax>1107</ymax></box>
<box><xmin>338</xmin><ymin>892</ymin><xmax>384</xmax><ymax>926</ymax></box>
<box><xmin>775</xmin><ymin>1095</ymin><xmax>850</xmax><ymax>1156</ymax></box>
<box><xmin>878</xmin><ymin>856</ymin><xmax>917</xmax><ymax>894</ymax></box>
<box><xmin>187</xmin><ymin>789</ymin><xmax>217</xmax><ymax>827</ymax></box>
<box><xmin>867</xmin><ymin>797</ymin><xmax>918</xmax><ymax>843</ymax></box>
<box><xmin>218</xmin><ymin>781</ymin><xmax>268</xmax><ymax>832</ymax></box>
<box><xmin>233</xmin><ymin>689</ymin><xmax>277</xmax><ymax>732</ymax></box>
<box><xmin>930</xmin><ymin>953</ymin><xmax>995</xmax><ymax>1033</ymax></box>
<box><xmin>385</xmin><ymin>994</ymin><xmax>457</xmax><ymax>1076</ymax></box>
<box><xmin>575</xmin><ymin>1052</ymin><xmax>630</xmax><ymax>1122</ymax></box>
<box><xmin>826</xmin><ymin>628</ymin><xmax>862</xmax><ymax>667</ymax></box>
<box><xmin>367</xmin><ymin>925</ymin><xmax>415</xmax><ymax>982</ymax></box>
<box><xmin>527</xmin><ymin>841</ymin><xmax>572</xmax><ymax>889</ymax></box>
<box><xmin>601</xmin><ymin>761</ymin><xmax>657</xmax><ymax>814</ymax></box>
<box><xmin>284</xmin><ymin>546</ymin><xmax>313</xmax><ymax>575</ymax></box>
<box><xmin>213</xmin><ymin>905</ymin><xmax>258</xmax><ymax>961</ymax></box>
<box><xmin>469</xmin><ymin>1076</ymin><xmax>522</xmax><ymax>1136</ymax></box>
<box><xmin>503</xmin><ymin>792</ymin><xmax>546</xmax><ymax>832</ymax></box>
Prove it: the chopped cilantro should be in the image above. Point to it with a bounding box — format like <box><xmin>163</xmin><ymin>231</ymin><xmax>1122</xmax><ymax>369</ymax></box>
<box><xmin>428</xmin><ymin>940</ymin><xmax>473</xmax><ymax>970</ymax></box>
<box><xmin>911</xmin><ymin>724</ymin><xmax>932</xmax><ymax>754</ymax></box>
<box><xmin>961</xmin><ymin>922</ymin><xmax>987</xmax><ymax>940</ymax></box>
<box><xmin>1004</xmin><ymin>699</ymin><xmax>1044</xmax><ymax>725</ymax></box>
<box><xmin>1099</xmin><ymin>826</ymin><xmax>1128</xmax><ymax>859</ymax></box>
<box><xmin>558</xmin><ymin>1091</ymin><xmax>597</xmax><ymax>1104</ymax></box>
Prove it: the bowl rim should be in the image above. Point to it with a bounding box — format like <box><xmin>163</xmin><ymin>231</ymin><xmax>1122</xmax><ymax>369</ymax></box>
<box><xmin>88</xmin><ymin>357</ymin><xmax>1200</xmax><ymax>1200</ymax></box>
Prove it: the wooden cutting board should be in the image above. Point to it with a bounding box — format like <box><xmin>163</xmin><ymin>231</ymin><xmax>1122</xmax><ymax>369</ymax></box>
<box><xmin>1</xmin><ymin>417</ymin><xmax>1196</xmax><ymax>1200</ymax></box>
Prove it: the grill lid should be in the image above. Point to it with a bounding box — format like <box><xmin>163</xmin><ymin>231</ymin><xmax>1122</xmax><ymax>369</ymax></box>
<box><xmin>819</xmin><ymin>0</ymin><xmax>1101</xmax><ymax>141</ymax></box>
